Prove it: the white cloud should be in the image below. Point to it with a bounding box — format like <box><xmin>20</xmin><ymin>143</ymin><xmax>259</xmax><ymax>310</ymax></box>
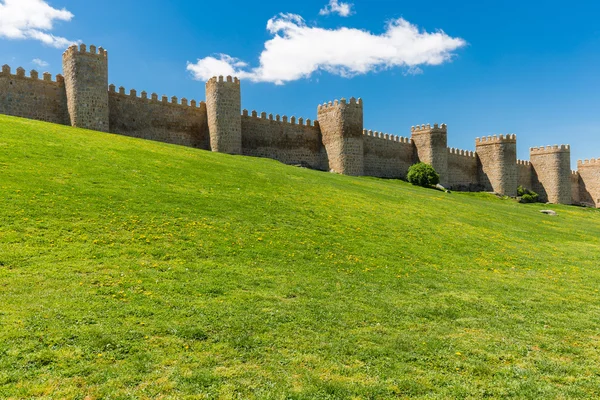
<box><xmin>188</xmin><ymin>14</ymin><xmax>466</xmax><ymax>85</ymax></box>
<box><xmin>319</xmin><ymin>0</ymin><xmax>354</xmax><ymax>17</ymax></box>
<box><xmin>0</xmin><ymin>0</ymin><xmax>76</xmax><ymax>48</ymax></box>
<box><xmin>32</xmin><ymin>58</ymin><xmax>48</xmax><ymax>67</ymax></box>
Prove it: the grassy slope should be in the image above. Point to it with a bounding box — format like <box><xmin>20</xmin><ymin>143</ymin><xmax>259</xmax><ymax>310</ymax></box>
<box><xmin>1</xmin><ymin>114</ymin><xmax>600</xmax><ymax>399</ymax></box>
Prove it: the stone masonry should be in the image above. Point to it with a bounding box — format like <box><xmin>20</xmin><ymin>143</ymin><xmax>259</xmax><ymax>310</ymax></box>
<box><xmin>1</xmin><ymin>43</ymin><xmax>599</xmax><ymax>207</ymax></box>
<box><xmin>62</xmin><ymin>44</ymin><xmax>109</xmax><ymax>132</ymax></box>
<box><xmin>317</xmin><ymin>98</ymin><xmax>364</xmax><ymax>176</ymax></box>
<box><xmin>475</xmin><ymin>135</ymin><xmax>518</xmax><ymax>197</ymax></box>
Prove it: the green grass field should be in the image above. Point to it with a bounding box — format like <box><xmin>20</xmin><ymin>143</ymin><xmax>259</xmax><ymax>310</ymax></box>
<box><xmin>1</xmin><ymin>114</ymin><xmax>600</xmax><ymax>399</ymax></box>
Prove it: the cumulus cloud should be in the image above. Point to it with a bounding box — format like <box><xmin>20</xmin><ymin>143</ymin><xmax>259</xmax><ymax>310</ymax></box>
<box><xmin>319</xmin><ymin>0</ymin><xmax>354</xmax><ymax>17</ymax></box>
<box><xmin>187</xmin><ymin>13</ymin><xmax>466</xmax><ymax>85</ymax></box>
<box><xmin>0</xmin><ymin>0</ymin><xmax>76</xmax><ymax>48</ymax></box>
<box><xmin>32</xmin><ymin>58</ymin><xmax>49</xmax><ymax>67</ymax></box>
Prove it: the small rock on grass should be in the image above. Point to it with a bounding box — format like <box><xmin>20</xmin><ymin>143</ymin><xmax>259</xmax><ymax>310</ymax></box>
<box><xmin>540</xmin><ymin>210</ymin><xmax>558</xmax><ymax>216</ymax></box>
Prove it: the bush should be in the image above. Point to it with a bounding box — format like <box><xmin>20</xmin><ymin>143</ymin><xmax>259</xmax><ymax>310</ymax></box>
<box><xmin>407</xmin><ymin>163</ymin><xmax>440</xmax><ymax>187</ymax></box>
<box><xmin>521</xmin><ymin>194</ymin><xmax>538</xmax><ymax>203</ymax></box>
<box><xmin>518</xmin><ymin>186</ymin><xmax>540</xmax><ymax>203</ymax></box>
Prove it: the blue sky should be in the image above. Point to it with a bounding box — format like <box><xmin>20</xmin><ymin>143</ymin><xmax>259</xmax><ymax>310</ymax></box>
<box><xmin>1</xmin><ymin>0</ymin><xmax>600</xmax><ymax>167</ymax></box>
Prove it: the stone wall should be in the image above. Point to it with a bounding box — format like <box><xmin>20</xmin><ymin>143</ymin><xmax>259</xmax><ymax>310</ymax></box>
<box><xmin>205</xmin><ymin>76</ymin><xmax>241</xmax><ymax>154</ymax></box>
<box><xmin>363</xmin><ymin>130</ymin><xmax>414</xmax><ymax>179</ymax></box>
<box><xmin>571</xmin><ymin>171</ymin><xmax>581</xmax><ymax>205</ymax></box>
<box><xmin>517</xmin><ymin>160</ymin><xmax>533</xmax><ymax>190</ymax></box>
<box><xmin>0</xmin><ymin>66</ymin><xmax>69</xmax><ymax>125</ymax></box>
<box><xmin>476</xmin><ymin>135</ymin><xmax>518</xmax><ymax>197</ymax></box>
<box><xmin>108</xmin><ymin>87</ymin><xmax>210</xmax><ymax>149</ymax></box>
<box><xmin>411</xmin><ymin>124</ymin><xmax>448</xmax><ymax>186</ymax></box>
<box><xmin>62</xmin><ymin>44</ymin><xmax>109</xmax><ymax>132</ymax></box>
<box><xmin>530</xmin><ymin>145</ymin><xmax>572</xmax><ymax>204</ymax></box>
<box><xmin>317</xmin><ymin>99</ymin><xmax>364</xmax><ymax>176</ymax></box>
<box><xmin>241</xmin><ymin>111</ymin><xmax>326</xmax><ymax>170</ymax></box>
<box><xmin>577</xmin><ymin>159</ymin><xmax>600</xmax><ymax>207</ymax></box>
<box><xmin>447</xmin><ymin>148</ymin><xmax>479</xmax><ymax>191</ymax></box>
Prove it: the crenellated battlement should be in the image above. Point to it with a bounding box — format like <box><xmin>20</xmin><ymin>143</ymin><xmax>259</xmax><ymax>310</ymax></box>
<box><xmin>411</xmin><ymin>123</ymin><xmax>447</xmax><ymax>134</ymax></box>
<box><xmin>475</xmin><ymin>134</ymin><xmax>517</xmax><ymax>145</ymax></box>
<box><xmin>363</xmin><ymin>129</ymin><xmax>412</xmax><ymax>144</ymax></box>
<box><xmin>108</xmin><ymin>84</ymin><xmax>206</xmax><ymax>109</ymax></box>
<box><xmin>242</xmin><ymin>109</ymin><xmax>319</xmax><ymax>127</ymax></box>
<box><xmin>318</xmin><ymin>97</ymin><xmax>363</xmax><ymax>111</ymax></box>
<box><xmin>448</xmin><ymin>147</ymin><xmax>476</xmax><ymax>158</ymax></box>
<box><xmin>578</xmin><ymin>158</ymin><xmax>600</xmax><ymax>167</ymax></box>
<box><xmin>517</xmin><ymin>159</ymin><xmax>531</xmax><ymax>166</ymax></box>
<box><xmin>63</xmin><ymin>44</ymin><xmax>108</xmax><ymax>58</ymax></box>
<box><xmin>207</xmin><ymin>75</ymin><xmax>240</xmax><ymax>85</ymax></box>
<box><xmin>530</xmin><ymin>144</ymin><xmax>570</xmax><ymax>154</ymax></box>
<box><xmin>0</xmin><ymin>65</ymin><xmax>64</xmax><ymax>84</ymax></box>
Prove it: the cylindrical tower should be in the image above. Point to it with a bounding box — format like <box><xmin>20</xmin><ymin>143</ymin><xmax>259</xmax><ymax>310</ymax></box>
<box><xmin>205</xmin><ymin>76</ymin><xmax>242</xmax><ymax>154</ymax></box>
<box><xmin>317</xmin><ymin>98</ymin><xmax>364</xmax><ymax>176</ymax></box>
<box><xmin>530</xmin><ymin>145</ymin><xmax>572</xmax><ymax>204</ymax></box>
<box><xmin>62</xmin><ymin>44</ymin><xmax>109</xmax><ymax>132</ymax></box>
<box><xmin>475</xmin><ymin>134</ymin><xmax>518</xmax><ymax>197</ymax></box>
<box><xmin>577</xmin><ymin>159</ymin><xmax>600</xmax><ymax>208</ymax></box>
<box><xmin>411</xmin><ymin>124</ymin><xmax>448</xmax><ymax>186</ymax></box>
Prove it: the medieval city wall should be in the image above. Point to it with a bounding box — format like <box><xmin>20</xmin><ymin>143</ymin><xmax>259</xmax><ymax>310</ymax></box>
<box><xmin>2</xmin><ymin>43</ymin><xmax>600</xmax><ymax>207</ymax></box>
<box><xmin>240</xmin><ymin>111</ymin><xmax>327</xmax><ymax>170</ymax></box>
<box><xmin>0</xmin><ymin>66</ymin><xmax>69</xmax><ymax>125</ymax></box>
<box><xmin>363</xmin><ymin>130</ymin><xmax>414</xmax><ymax>179</ymax></box>
<box><xmin>107</xmin><ymin>86</ymin><xmax>210</xmax><ymax>149</ymax></box>
<box><xmin>447</xmin><ymin>148</ymin><xmax>479</xmax><ymax>191</ymax></box>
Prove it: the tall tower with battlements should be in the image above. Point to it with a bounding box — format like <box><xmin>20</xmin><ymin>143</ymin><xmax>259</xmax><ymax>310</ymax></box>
<box><xmin>411</xmin><ymin>124</ymin><xmax>448</xmax><ymax>186</ymax></box>
<box><xmin>578</xmin><ymin>159</ymin><xmax>600</xmax><ymax>207</ymax></box>
<box><xmin>475</xmin><ymin>135</ymin><xmax>517</xmax><ymax>196</ymax></box>
<box><xmin>530</xmin><ymin>145</ymin><xmax>572</xmax><ymax>204</ymax></box>
<box><xmin>62</xmin><ymin>44</ymin><xmax>109</xmax><ymax>132</ymax></box>
<box><xmin>205</xmin><ymin>76</ymin><xmax>242</xmax><ymax>155</ymax></box>
<box><xmin>317</xmin><ymin>98</ymin><xmax>364</xmax><ymax>176</ymax></box>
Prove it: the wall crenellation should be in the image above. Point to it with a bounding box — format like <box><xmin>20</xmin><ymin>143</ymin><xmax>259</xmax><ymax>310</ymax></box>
<box><xmin>63</xmin><ymin>43</ymin><xmax>108</xmax><ymax>58</ymax></box>
<box><xmin>242</xmin><ymin>109</ymin><xmax>319</xmax><ymax>127</ymax></box>
<box><xmin>1</xmin><ymin>65</ymin><xmax>65</xmax><ymax>84</ymax></box>
<box><xmin>2</xmin><ymin>43</ymin><xmax>600</xmax><ymax>207</ymax></box>
<box><xmin>318</xmin><ymin>97</ymin><xmax>363</xmax><ymax>111</ymax></box>
<box><xmin>363</xmin><ymin>129</ymin><xmax>412</xmax><ymax>144</ymax></box>
<box><xmin>530</xmin><ymin>144</ymin><xmax>570</xmax><ymax>154</ymax></box>
<box><xmin>411</xmin><ymin>123</ymin><xmax>447</xmax><ymax>133</ymax></box>
<box><xmin>108</xmin><ymin>83</ymin><xmax>206</xmax><ymax>108</ymax></box>
<box><xmin>207</xmin><ymin>75</ymin><xmax>240</xmax><ymax>85</ymax></box>
<box><xmin>578</xmin><ymin>158</ymin><xmax>600</xmax><ymax>166</ymax></box>
<box><xmin>448</xmin><ymin>148</ymin><xmax>476</xmax><ymax>158</ymax></box>
<box><xmin>475</xmin><ymin>134</ymin><xmax>517</xmax><ymax>145</ymax></box>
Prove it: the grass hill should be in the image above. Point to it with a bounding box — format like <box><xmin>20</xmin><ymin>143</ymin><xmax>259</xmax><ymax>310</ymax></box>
<box><xmin>1</xmin><ymin>114</ymin><xmax>600</xmax><ymax>399</ymax></box>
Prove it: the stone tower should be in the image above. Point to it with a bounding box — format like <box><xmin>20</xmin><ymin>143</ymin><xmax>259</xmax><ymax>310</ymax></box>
<box><xmin>530</xmin><ymin>145</ymin><xmax>572</xmax><ymax>204</ymax></box>
<box><xmin>62</xmin><ymin>44</ymin><xmax>109</xmax><ymax>132</ymax></box>
<box><xmin>317</xmin><ymin>98</ymin><xmax>364</xmax><ymax>176</ymax></box>
<box><xmin>475</xmin><ymin>135</ymin><xmax>518</xmax><ymax>197</ymax></box>
<box><xmin>205</xmin><ymin>76</ymin><xmax>242</xmax><ymax>154</ymax></box>
<box><xmin>577</xmin><ymin>159</ymin><xmax>600</xmax><ymax>207</ymax></box>
<box><xmin>411</xmin><ymin>124</ymin><xmax>448</xmax><ymax>186</ymax></box>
